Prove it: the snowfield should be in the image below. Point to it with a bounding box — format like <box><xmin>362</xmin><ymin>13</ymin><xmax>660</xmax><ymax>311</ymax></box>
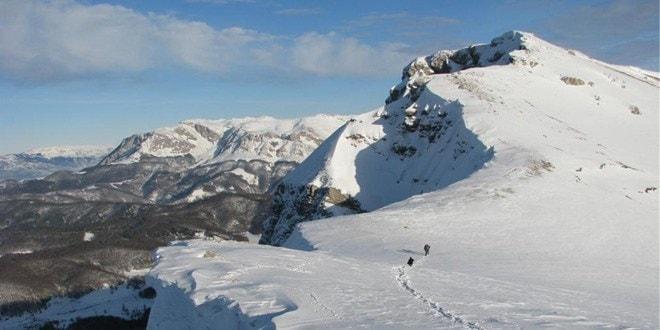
<box><xmin>128</xmin><ymin>31</ymin><xmax>660</xmax><ymax>328</ymax></box>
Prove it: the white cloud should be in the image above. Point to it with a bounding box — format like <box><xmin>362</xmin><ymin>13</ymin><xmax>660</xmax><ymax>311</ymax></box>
<box><xmin>0</xmin><ymin>0</ymin><xmax>416</xmax><ymax>83</ymax></box>
<box><xmin>0</xmin><ymin>1</ymin><xmax>155</xmax><ymax>81</ymax></box>
<box><xmin>0</xmin><ymin>0</ymin><xmax>273</xmax><ymax>82</ymax></box>
<box><xmin>156</xmin><ymin>21</ymin><xmax>273</xmax><ymax>73</ymax></box>
<box><xmin>291</xmin><ymin>32</ymin><xmax>411</xmax><ymax>76</ymax></box>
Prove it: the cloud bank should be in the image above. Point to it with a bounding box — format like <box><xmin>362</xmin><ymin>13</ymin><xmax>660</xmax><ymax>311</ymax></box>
<box><xmin>0</xmin><ymin>0</ymin><xmax>413</xmax><ymax>83</ymax></box>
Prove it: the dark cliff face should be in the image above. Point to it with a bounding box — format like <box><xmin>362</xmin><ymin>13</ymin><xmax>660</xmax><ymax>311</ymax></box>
<box><xmin>260</xmin><ymin>184</ymin><xmax>363</xmax><ymax>246</ymax></box>
<box><xmin>387</xmin><ymin>31</ymin><xmax>526</xmax><ymax>106</ymax></box>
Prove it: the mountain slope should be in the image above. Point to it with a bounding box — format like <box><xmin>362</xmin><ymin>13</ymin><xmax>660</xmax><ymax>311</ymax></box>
<box><xmin>0</xmin><ymin>145</ymin><xmax>111</xmax><ymax>181</ymax></box>
<box><xmin>261</xmin><ymin>30</ymin><xmax>659</xmax><ymax>245</ymax></box>
<box><xmin>147</xmin><ymin>31</ymin><xmax>659</xmax><ymax>329</ymax></box>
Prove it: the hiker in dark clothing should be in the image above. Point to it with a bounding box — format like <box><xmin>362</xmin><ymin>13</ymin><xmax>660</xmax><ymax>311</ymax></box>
<box><xmin>424</xmin><ymin>244</ymin><xmax>430</xmax><ymax>256</ymax></box>
<box><xmin>407</xmin><ymin>257</ymin><xmax>414</xmax><ymax>267</ymax></box>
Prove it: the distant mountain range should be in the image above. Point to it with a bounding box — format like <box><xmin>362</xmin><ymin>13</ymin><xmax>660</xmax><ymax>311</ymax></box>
<box><xmin>0</xmin><ymin>145</ymin><xmax>112</xmax><ymax>181</ymax></box>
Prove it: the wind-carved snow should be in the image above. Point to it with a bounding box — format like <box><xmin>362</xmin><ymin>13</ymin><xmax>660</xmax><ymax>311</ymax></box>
<box><xmin>148</xmin><ymin>240</ymin><xmax>467</xmax><ymax>329</ymax></box>
<box><xmin>146</xmin><ymin>31</ymin><xmax>659</xmax><ymax>329</ymax></box>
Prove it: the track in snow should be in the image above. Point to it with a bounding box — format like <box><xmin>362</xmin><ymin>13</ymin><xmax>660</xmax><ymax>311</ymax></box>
<box><xmin>308</xmin><ymin>292</ymin><xmax>342</xmax><ymax>320</ymax></box>
<box><xmin>395</xmin><ymin>259</ymin><xmax>483</xmax><ymax>330</ymax></box>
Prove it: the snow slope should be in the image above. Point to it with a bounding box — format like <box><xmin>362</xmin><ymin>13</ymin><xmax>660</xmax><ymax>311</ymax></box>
<box><xmin>261</xmin><ymin>30</ymin><xmax>659</xmax><ymax>245</ymax></box>
<box><xmin>0</xmin><ymin>145</ymin><xmax>112</xmax><ymax>181</ymax></box>
<box><xmin>148</xmin><ymin>31</ymin><xmax>658</xmax><ymax>328</ymax></box>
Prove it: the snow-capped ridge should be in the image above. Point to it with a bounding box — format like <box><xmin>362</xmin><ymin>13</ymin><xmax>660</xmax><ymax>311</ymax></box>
<box><xmin>262</xmin><ymin>91</ymin><xmax>495</xmax><ymax>245</ymax></box>
<box><xmin>387</xmin><ymin>31</ymin><xmax>529</xmax><ymax>104</ymax></box>
<box><xmin>99</xmin><ymin>114</ymin><xmax>350</xmax><ymax>166</ymax></box>
<box><xmin>389</xmin><ymin>30</ymin><xmax>659</xmax><ymax>107</ymax></box>
<box><xmin>26</xmin><ymin>145</ymin><xmax>113</xmax><ymax>159</ymax></box>
<box><xmin>261</xmin><ymin>30</ymin><xmax>659</xmax><ymax>246</ymax></box>
<box><xmin>84</xmin><ymin>114</ymin><xmax>352</xmax><ymax>205</ymax></box>
<box><xmin>406</xmin><ymin>30</ymin><xmax>527</xmax><ymax>76</ymax></box>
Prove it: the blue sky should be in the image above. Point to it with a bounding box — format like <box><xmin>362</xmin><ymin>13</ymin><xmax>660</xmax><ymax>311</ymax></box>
<box><xmin>0</xmin><ymin>0</ymin><xmax>658</xmax><ymax>154</ymax></box>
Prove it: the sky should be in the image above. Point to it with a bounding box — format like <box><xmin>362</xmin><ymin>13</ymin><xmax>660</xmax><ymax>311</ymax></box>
<box><xmin>0</xmin><ymin>0</ymin><xmax>658</xmax><ymax>154</ymax></box>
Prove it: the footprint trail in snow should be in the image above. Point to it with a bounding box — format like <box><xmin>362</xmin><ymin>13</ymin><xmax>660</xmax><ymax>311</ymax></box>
<box><xmin>395</xmin><ymin>257</ymin><xmax>483</xmax><ymax>330</ymax></box>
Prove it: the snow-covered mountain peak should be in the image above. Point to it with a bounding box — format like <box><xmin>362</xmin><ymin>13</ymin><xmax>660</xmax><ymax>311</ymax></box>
<box><xmin>404</xmin><ymin>31</ymin><xmax>526</xmax><ymax>75</ymax></box>
<box><xmin>99</xmin><ymin>114</ymin><xmax>350</xmax><ymax>166</ymax></box>
<box><xmin>25</xmin><ymin>145</ymin><xmax>112</xmax><ymax>159</ymax></box>
<box><xmin>389</xmin><ymin>30</ymin><xmax>657</xmax><ymax>110</ymax></box>
<box><xmin>387</xmin><ymin>31</ymin><xmax>530</xmax><ymax>105</ymax></box>
<box><xmin>261</xmin><ymin>30</ymin><xmax>659</xmax><ymax>245</ymax></box>
<box><xmin>208</xmin><ymin>114</ymin><xmax>351</xmax><ymax>164</ymax></box>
